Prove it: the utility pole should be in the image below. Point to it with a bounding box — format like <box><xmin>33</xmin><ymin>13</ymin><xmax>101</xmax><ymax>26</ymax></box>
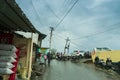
<box><xmin>67</xmin><ymin>41</ymin><xmax>70</xmax><ymax>54</ymax></box>
<box><xmin>49</xmin><ymin>27</ymin><xmax>54</xmax><ymax>52</ymax></box>
<box><xmin>64</xmin><ymin>37</ymin><xmax>70</xmax><ymax>54</ymax></box>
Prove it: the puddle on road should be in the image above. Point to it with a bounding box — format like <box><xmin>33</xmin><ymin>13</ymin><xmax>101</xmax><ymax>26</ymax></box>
<box><xmin>38</xmin><ymin>60</ymin><xmax>120</xmax><ymax>80</ymax></box>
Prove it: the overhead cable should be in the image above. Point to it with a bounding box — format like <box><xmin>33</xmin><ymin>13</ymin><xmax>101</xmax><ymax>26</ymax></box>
<box><xmin>55</xmin><ymin>0</ymin><xmax>79</xmax><ymax>29</ymax></box>
<box><xmin>71</xmin><ymin>22</ymin><xmax>120</xmax><ymax>40</ymax></box>
<box><xmin>31</xmin><ymin>0</ymin><xmax>44</xmax><ymax>26</ymax></box>
<box><xmin>43</xmin><ymin>0</ymin><xmax>60</xmax><ymax>19</ymax></box>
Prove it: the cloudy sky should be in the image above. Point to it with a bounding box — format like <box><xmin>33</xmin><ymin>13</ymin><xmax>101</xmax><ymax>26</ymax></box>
<box><xmin>15</xmin><ymin>0</ymin><xmax>120</xmax><ymax>53</ymax></box>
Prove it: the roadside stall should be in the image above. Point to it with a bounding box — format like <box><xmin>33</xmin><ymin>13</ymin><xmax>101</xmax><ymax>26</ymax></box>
<box><xmin>0</xmin><ymin>32</ymin><xmax>46</xmax><ymax>80</ymax></box>
<box><xmin>0</xmin><ymin>32</ymin><xmax>35</xmax><ymax>80</ymax></box>
<box><xmin>0</xmin><ymin>0</ymin><xmax>46</xmax><ymax>80</ymax></box>
<box><xmin>0</xmin><ymin>33</ymin><xmax>20</xmax><ymax>80</ymax></box>
<box><xmin>35</xmin><ymin>47</ymin><xmax>49</xmax><ymax>64</ymax></box>
<box><xmin>13</xmin><ymin>35</ymin><xmax>33</xmax><ymax>80</ymax></box>
<box><xmin>40</xmin><ymin>47</ymin><xmax>49</xmax><ymax>55</ymax></box>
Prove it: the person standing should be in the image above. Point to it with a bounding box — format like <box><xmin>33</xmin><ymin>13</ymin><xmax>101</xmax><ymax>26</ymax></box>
<box><xmin>44</xmin><ymin>54</ymin><xmax>47</xmax><ymax>65</ymax></box>
<box><xmin>47</xmin><ymin>52</ymin><xmax>51</xmax><ymax>65</ymax></box>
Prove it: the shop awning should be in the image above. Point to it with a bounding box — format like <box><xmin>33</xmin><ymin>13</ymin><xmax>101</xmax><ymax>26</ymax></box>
<box><xmin>36</xmin><ymin>30</ymin><xmax>47</xmax><ymax>40</ymax></box>
<box><xmin>0</xmin><ymin>0</ymin><xmax>36</xmax><ymax>32</ymax></box>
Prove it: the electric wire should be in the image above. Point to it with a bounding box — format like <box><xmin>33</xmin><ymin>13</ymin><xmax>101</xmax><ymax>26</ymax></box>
<box><xmin>54</xmin><ymin>0</ymin><xmax>79</xmax><ymax>29</ymax></box>
<box><xmin>53</xmin><ymin>33</ymin><xmax>86</xmax><ymax>51</ymax></box>
<box><xmin>43</xmin><ymin>0</ymin><xmax>76</xmax><ymax>31</ymax></box>
<box><xmin>43</xmin><ymin>0</ymin><xmax>69</xmax><ymax>32</ymax></box>
<box><xmin>31</xmin><ymin>0</ymin><xmax>44</xmax><ymax>26</ymax></box>
<box><xmin>60</xmin><ymin>0</ymin><xmax>75</xmax><ymax>17</ymax></box>
<box><xmin>71</xmin><ymin>22</ymin><xmax>120</xmax><ymax>40</ymax></box>
<box><xmin>43</xmin><ymin>0</ymin><xmax>60</xmax><ymax>19</ymax></box>
<box><xmin>18</xmin><ymin>0</ymin><xmax>44</xmax><ymax>26</ymax></box>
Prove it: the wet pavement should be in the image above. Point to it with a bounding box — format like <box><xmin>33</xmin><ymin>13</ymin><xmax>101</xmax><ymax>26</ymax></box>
<box><xmin>41</xmin><ymin>60</ymin><xmax>120</xmax><ymax>80</ymax></box>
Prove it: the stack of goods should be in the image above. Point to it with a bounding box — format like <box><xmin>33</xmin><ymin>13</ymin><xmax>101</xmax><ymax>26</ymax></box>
<box><xmin>0</xmin><ymin>44</ymin><xmax>17</xmax><ymax>75</ymax></box>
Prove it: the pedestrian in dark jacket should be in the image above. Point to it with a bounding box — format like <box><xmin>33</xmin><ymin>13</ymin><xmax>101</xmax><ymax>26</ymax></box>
<box><xmin>47</xmin><ymin>52</ymin><xmax>51</xmax><ymax>65</ymax></box>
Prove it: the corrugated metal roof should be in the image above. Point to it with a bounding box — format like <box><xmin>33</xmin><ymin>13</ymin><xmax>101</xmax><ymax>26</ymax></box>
<box><xmin>0</xmin><ymin>0</ymin><xmax>36</xmax><ymax>32</ymax></box>
<box><xmin>0</xmin><ymin>0</ymin><xmax>46</xmax><ymax>39</ymax></box>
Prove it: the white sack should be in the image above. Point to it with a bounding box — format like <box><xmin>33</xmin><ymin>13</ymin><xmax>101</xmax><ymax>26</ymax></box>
<box><xmin>0</xmin><ymin>56</ymin><xmax>16</xmax><ymax>62</ymax></box>
<box><xmin>0</xmin><ymin>44</ymin><xmax>17</xmax><ymax>52</ymax></box>
<box><xmin>0</xmin><ymin>62</ymin><xmax>15</xmax><ymax>69</ymax></box>
<box><xmin>0</xmin><ymin>68</ymin><xmax>14</xmax><ymax>74</ymax></box>
<box><xmin>0</xmin><ymin>50</ymin><xmax>17</xmax><ymax>58</ymax></box>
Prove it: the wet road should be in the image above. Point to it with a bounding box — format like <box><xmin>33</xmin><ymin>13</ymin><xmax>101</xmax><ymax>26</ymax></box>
<box><xmin>42</xmin><ymin>60</ymin><xmax>120</xmax><ymax>80</ymax></box>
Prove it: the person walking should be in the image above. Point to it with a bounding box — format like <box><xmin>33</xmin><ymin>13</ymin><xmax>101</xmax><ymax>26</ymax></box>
<box><xmin>47</xmin><ymin>52</ymin><xmax>51</xmax><ymax>65</ymax></box>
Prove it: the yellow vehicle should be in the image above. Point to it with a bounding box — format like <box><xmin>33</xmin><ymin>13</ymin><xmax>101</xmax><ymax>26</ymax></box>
<box><xmin>91</xmin><ymin>47</ymin><xmax>120</xmax><ymax>63</ymax></box>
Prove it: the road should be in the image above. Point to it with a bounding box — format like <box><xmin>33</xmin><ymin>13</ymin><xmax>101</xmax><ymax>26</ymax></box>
<box><xmin>41</xmin><ymin>60</ymin><xmax>120</xmax><ymax>80</ymax></box>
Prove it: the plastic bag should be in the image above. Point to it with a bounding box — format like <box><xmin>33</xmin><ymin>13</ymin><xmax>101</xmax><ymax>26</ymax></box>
<box><xmin>0</xmin><ymin>44</ymin><xmax>17</xmax><ymax>52</ymax></box>
<box><xmin>0</xmin><ymin>62</ymin><xmax>15</xmax><ymax>69</ymax></box>
<box><xmin>0</xmin><ymin>68</ymin><xmax>14</xmax><ymax>74</ymax></box>
<box><xmin>0</xmin><ymin>50</ymin><xmax>17</xmax><ymax>58</ymax></box>
<box><xmin>0</xmin><ymin>56</ymin><xmax>16</xmax><ymax>62</ymax></box>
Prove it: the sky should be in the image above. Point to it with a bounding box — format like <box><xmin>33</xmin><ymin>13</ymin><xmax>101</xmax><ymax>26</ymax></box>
<box><xmin>15</xmin><ymin>0</ymin><xmax>120</xmax><ymax>53</ymax></box>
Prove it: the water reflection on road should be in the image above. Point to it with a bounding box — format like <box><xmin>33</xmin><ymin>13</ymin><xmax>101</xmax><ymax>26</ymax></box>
<box><xmin>42</xmin><ymin>60</ymin><xmax>120</xmax><ymax>80</ymax></box>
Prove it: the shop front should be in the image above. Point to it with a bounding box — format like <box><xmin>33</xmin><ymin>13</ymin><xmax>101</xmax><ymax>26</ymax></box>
<box><xmin>0</xmin><ymin>1</ymin><xmax>46</xmax><ymax>80</ymax></box>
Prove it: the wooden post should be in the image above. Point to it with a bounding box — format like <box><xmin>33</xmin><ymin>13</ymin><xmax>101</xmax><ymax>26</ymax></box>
<box><xmin>25</xmin><ymin>39</ymin><xmax>31</xmax><ymax>79</ymax></box>
<box><xmin>27</xmin><ymin>33</ymin><xmax>33</xmax><ymax>80</ymax></box>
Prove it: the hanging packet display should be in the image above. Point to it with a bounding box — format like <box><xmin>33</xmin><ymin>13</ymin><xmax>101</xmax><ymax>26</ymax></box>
<box><xmin>0</xmin><ymin>56</ymin><xmax>16</xmax><ymax>63</ymax></box>
<box><xmin>0</xmin><ymin>44</ymin><xmax>17</xmax><ymax>52</ymax></box>
<box><xmin>0</xmin><ymin>68</ymin><xmax>14</xmax><ymax>74</ymax></box>
<box><xmin>0</xmin><ymin>50</ymin><xmax>17</xmax><ymax>58</ymax></box>
<box><xmin>0</xmin><ymin>62</ymin><xmax>15</xmax><ymax>69</ymax></box>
